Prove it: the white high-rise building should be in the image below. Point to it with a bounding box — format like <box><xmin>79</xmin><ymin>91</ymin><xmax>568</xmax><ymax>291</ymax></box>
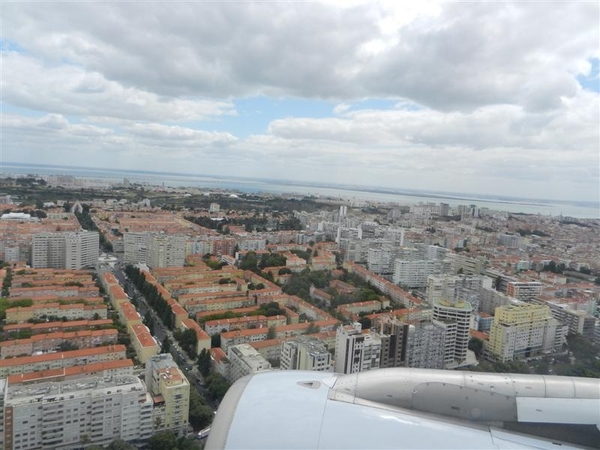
<box><xmin>280</xmin><ymin>338</ymin><xmax>332</xmax><ymax>372</ymax></box>
<box><xmin>368</xmin><ymin>246</ymin><xmax>398</xmax><ymax>276</ymax></box>
<box><xmin>394</xmin><ymin>259</ymin><xmax>447</xmax><ymax>288</ymax></box>
<box><xmin>432</xmin><ymin>297</ymin><xmax>472</xmax><ymax>367</ymax></box>
<box><xmin>1</xmin><ymin>374</ymin><xmax>153</xmax><ymax>450</ymax></box>
<box><xmin>334</xmin><ymin>323</ymin><xmax>381</xmax><ymax>374</ymax></box>
<box><xmin>124</xmin><ymin>232</ymin><xmax>186</xmax><ymax>267</ymax></box>
<box><xmin>32</xmin><ymin>231</ymin><xmax>99</xmax><ymax>269</ymax></box>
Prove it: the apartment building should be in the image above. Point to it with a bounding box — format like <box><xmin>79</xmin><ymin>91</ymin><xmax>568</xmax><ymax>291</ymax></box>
<box><xmin>448</xmin><ymin>253</ymin><xmax>483</xmax><ymax>276</ymax></box>
<box><xmin>227</xmin><ymin>344</ymin><xmax>272</xmax><ymax>383</ymax></box>
<box><xmin>203</xmin><ymin>315</ymin><xmax>269</xmax><ymax>336</ymax></box>
<box><xmin>32</xmin><ymin>231</ymin><xmax>99</xmax><ymax>270</ymax></box>
<box><xmin>367</xmin><ymin>246</ymin><xmax>398</xmax><ymax>276</ymax></box>
<box><xmin>393</xmin><ymin>259</ymin><xmax>448</xmax><ymax>288</ymax></box>
<box><xmin>406</xmin><ymin>320</ymin><xmax>446</xmax><ymax>369</ymax></box>
<box><xmin>2</xmin><ymin>319</ymin><xmax>113</xmax><ymax>339</ymax></box>
<box><xmin>0</xmin><ymin>345</ymin><xmax>126</xmax><ymax>377</ymax></box>
<box><xmin>5</xmin><ymin>302</ymin><xmax>107</xmax><ymax>324</ymax></box>
<box><xmin>144</xmin><ymin>354</ymin><xmax>189</xmax><ymax>434</ymax></box>
<box><xmin>432</xmin><ymin>297</ymin><xmax>472</xmax><ymax>367</ymax></box>
<box><xmin>506</xmin><ymin>281</ymin><xmax>543</xmax><ymax>302</ymax></box>
<box><xmin>497</xmin><ymin>233</ymin><xmax>522</xmax><ymax>248</ymax></box>
<box><xmin>1</xmin><ymin>372</ymin><xmax>153</xmax><ymax>450</ymax></box>
<box><xmin>334</xmin><ymin>323</ymin><xmax>381</xmax><ymax>374</ymax></box>
<box><xmin>129</xmin><ymin>324</ymin><xmax>159</xmax><ymax>364</ymax></box>
<box><xmin>124</xmin><ymin>232</ymin><xmax>186</xmax><ymax>267</ymax></box>
<box><xmin>0</xmin><ymin>328</ymin><xmax>118</xmax><ymax>359</ymax></box>
<box><xmin>280</xmin><ymin>338</ymin><xmax>332</xmax><ymax>371</ymax></box>
<box><xmin>488</xmin><ymin>303</ymin><xmax>568</xmax><ymax>362</ymax></box>
<box><xmin>479</xmin><ymin>286</ymin><xmax>516</xmax><ymax>315</ymax></box>
<box><xmin>374</xmin><ymin>317</ymin><xmax>409</xmax><ymax>368</ymax></box>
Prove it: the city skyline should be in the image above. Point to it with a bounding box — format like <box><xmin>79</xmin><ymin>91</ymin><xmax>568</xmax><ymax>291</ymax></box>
<box><xmin>2</xmin><ymin>1</ymin><xmax>599</xmax><ymax>202</ymax></box>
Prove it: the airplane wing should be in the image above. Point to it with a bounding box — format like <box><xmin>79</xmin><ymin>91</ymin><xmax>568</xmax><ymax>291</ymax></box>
<box><xmin>206</xmin><ymin>368</ymin><xmax>600</xmax><ymax>449</ymax></box>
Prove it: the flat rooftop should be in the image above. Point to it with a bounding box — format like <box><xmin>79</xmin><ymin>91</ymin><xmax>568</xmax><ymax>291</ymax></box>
<box><xmin>6</xmin><ymin>374</ymin><xmax>144</xmax><ymax>404</ymax></box>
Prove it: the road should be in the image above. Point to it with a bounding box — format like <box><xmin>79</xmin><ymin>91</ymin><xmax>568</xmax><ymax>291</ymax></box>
<box><xmin>111</xmin><ymin>262</ymin><xmax>218</xmax><ymax>411</ymax></box>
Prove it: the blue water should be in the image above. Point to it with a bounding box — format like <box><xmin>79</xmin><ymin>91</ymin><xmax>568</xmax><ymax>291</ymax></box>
<box><xmin>2</xmin><ymin>162</ymin><xmax>598</xmax><ymax>219</ymax></box>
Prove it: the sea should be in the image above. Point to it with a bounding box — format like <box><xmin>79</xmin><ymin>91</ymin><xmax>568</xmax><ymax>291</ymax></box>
<box><xmin>2</xmin><ymin>162</ymin><xmax>598</xmax><ymax>219</ymax></box>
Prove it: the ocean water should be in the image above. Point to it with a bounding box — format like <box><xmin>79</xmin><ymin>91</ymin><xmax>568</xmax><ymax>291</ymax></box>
<box><xmin>2</xmin><ymin>162</ymin><xmax>598</xmax><ymax>219</ymax></box>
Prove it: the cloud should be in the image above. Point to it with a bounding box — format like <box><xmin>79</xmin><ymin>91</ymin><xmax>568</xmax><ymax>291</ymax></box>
<box><xmin>1</xmin><ymin>1</ymin><xmax>598</xmax><ymax>202</ymax></box>
<box><xmin>3</xmin><ymin>2</ymin><xmax>597</xmax><ymax>110</ymax></box>
<box><xmin>333</xmin><ymin>103</ymin><xmax>352</xmax><ymax>115</ymax></box>
<box><xmin>267</xmin><ymin>90</ymin><xmax>599</xmax><ymax>153</ymax></box>
<box><xmin>125</xmin><ymin>123</ymin><xmax>237</xmax><ymax>147</ymax></box>
<box><xmin>2</xmin><ymin>52</ymin><xmax>236</xmax><ymax>122</ymax></box>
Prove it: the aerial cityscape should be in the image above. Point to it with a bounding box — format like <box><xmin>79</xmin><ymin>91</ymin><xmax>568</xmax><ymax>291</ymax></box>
<box><xmin>1</xmin><ymin>1</ymin><xmax>599</xmax><ymax>449</ymax></box>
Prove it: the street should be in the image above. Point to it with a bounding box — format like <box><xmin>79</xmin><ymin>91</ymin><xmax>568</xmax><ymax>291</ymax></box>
<box><xmin>111</xmin><ymin>262</ymin><xmax>218</xmax><ymax>411</ymax></box>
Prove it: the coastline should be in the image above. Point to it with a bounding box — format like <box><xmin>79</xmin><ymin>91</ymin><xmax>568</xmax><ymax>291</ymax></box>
<box><xmin>2</xmin><ymin>161</ymin><xmax>598</xmax><ymax>219</ymax></box>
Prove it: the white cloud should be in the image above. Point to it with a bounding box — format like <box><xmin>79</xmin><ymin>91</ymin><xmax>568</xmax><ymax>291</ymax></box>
<box><xmin>1</xmin><ymin>1</ymin><xmax>598</xmax><ymax>202</ymax></box>
<box><xmin>2</xmin><ymin>52</ymin><xmax>236</xmax><ymax>122</ymax></box>
<box><xmin>333</xmin><ymin>103</ymin><xmax>352</xmax><ymax>115</ymax></box>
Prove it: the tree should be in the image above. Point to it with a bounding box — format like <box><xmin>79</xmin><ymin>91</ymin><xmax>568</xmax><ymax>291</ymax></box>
<box><xmin>79</xmin><ymin>434</ymin><xmax>91</xmax><ymax>447</ymax></box>
<box><xmin>197</xmin><ymin>348</ymin><xmax>212</xmax><ymax>377</ymax></box>
<box><xmin>160</xmin><ymin>337</ymin><xmax>170</xmax><ymax>354</ymax></box>
<box><xmin>107</xmin><ymin>439</ymin><xmax>137</xmax><ymax>450</ymax></box>
<box><xmin>305</xmin><ymin>322</ymin><xmax>321</xmax><ymax>335</ymax></box>
<box><xmin>189</xmin><ymin>389</ymin><xmax>214</xmax><ymax>429</ymax></box>
<box><xmin>357</xmin><ymin>316</ymin><xmax>372</xmax><ymax>330</ymax></box>
<box><xmin>58</xmin><ymin>341</ymin><xmax>79</xmax><ymax>352</ymax></box>
<box><xmin>468</xmin><ymin>337</ymin><xmax>483</xmax><ymax>357</ymax></box>
<box><xmin>205</xmin><ymin>373</ymin><xmax>231</xmax><ymax>401</ymax></box>
<box><xmin>148</xmin><ymin>430</ymin><xmax>178</xmax><ymax>450</ymax></box>
<box><xmin>266</xmin><ymin>326</ymin><xmax>276</xmax><ymax>339</ymax></box>
<box><xmin>211</xmin><ymin>333</ymin><xmax>221</xmax><ymax>348</ymax></box>
<box><xmin>173</xmin><ymin>328</ymin><xmax>198</xmax><ymax>359</ymax></box>
<box><xmin>239</xmin><ymin>252</ymin><xmax>258</xmax><ymax>271</ymax></box>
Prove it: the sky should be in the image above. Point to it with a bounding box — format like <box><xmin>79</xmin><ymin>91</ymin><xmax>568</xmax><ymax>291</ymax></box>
<box><xmin>1</xmin><ymin>1</ymin><xmax>599</xmax><ymax>202</ymax></box>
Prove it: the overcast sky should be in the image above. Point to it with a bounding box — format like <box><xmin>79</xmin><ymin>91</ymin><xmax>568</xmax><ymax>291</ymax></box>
<box><xmin>2</xmin><ymin>1</ymin><xmax>599</xmax><ymax>202</ymax></box>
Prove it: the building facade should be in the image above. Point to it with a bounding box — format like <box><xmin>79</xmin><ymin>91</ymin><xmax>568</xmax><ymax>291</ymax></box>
<box><xmin>432</xmin><ymin>297</ymin><xmax>472</xmax><ymax>367</ymax></box>
<box><xmin>144</xmin><ymin>354</ymin><xmax>190</xmax><ymax>434</ymax></box>
<box><xmin>227</xmin><ymin>344</ymin><xmax>272</xmax><ymax>383</ymax></box>
<box><xmin>280</xmin><ymin>338</ymin><xmax>332</xmax><ymax>371</ymax></box>
<box><xmin>32</xmin><ymin>232</ymin><xmax>99</xmax><ymax>270</ymax></box>
<box><xmin>334</xmin><ymin>323</ymin><xmax>381</xmax><ymax>374</ymax></box>
<box><xmin>1</xmin><ymin>375</ymin><xmax>153</xmax><ymax>450</ymax></box>
<box><xmin>487</xmin><ymin>304</ymin><xmax>567</xmax><ymax>362</ymax></box>
<box><xmin>406</xmin><ymin>320</ymin><xmax>446</xmax><ymax>369</ymax></box>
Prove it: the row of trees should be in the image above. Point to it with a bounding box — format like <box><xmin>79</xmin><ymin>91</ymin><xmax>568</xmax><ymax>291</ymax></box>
<box><xmin>125</xmin><ymin>265</ymin><xmax>173</xmax><ymax>329</ymax></box>
<box><xmin>189</xmin><ymin>388</ymin><xmax>214</xmax><ymax>430</ymax></box>
<box><xmin>173</xmin><ymin>328</ymin><xmax>198</xmax><ymax>359</ymax></box>
<box><xmin>1</xmin><ymin>267</ymin><xmax>12</xmax><ymax>297</ymax></box>
<box><xmin>74</xmin><ymin>204</ymin><xmax>113</xmax><ymax>252</ymax></box>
